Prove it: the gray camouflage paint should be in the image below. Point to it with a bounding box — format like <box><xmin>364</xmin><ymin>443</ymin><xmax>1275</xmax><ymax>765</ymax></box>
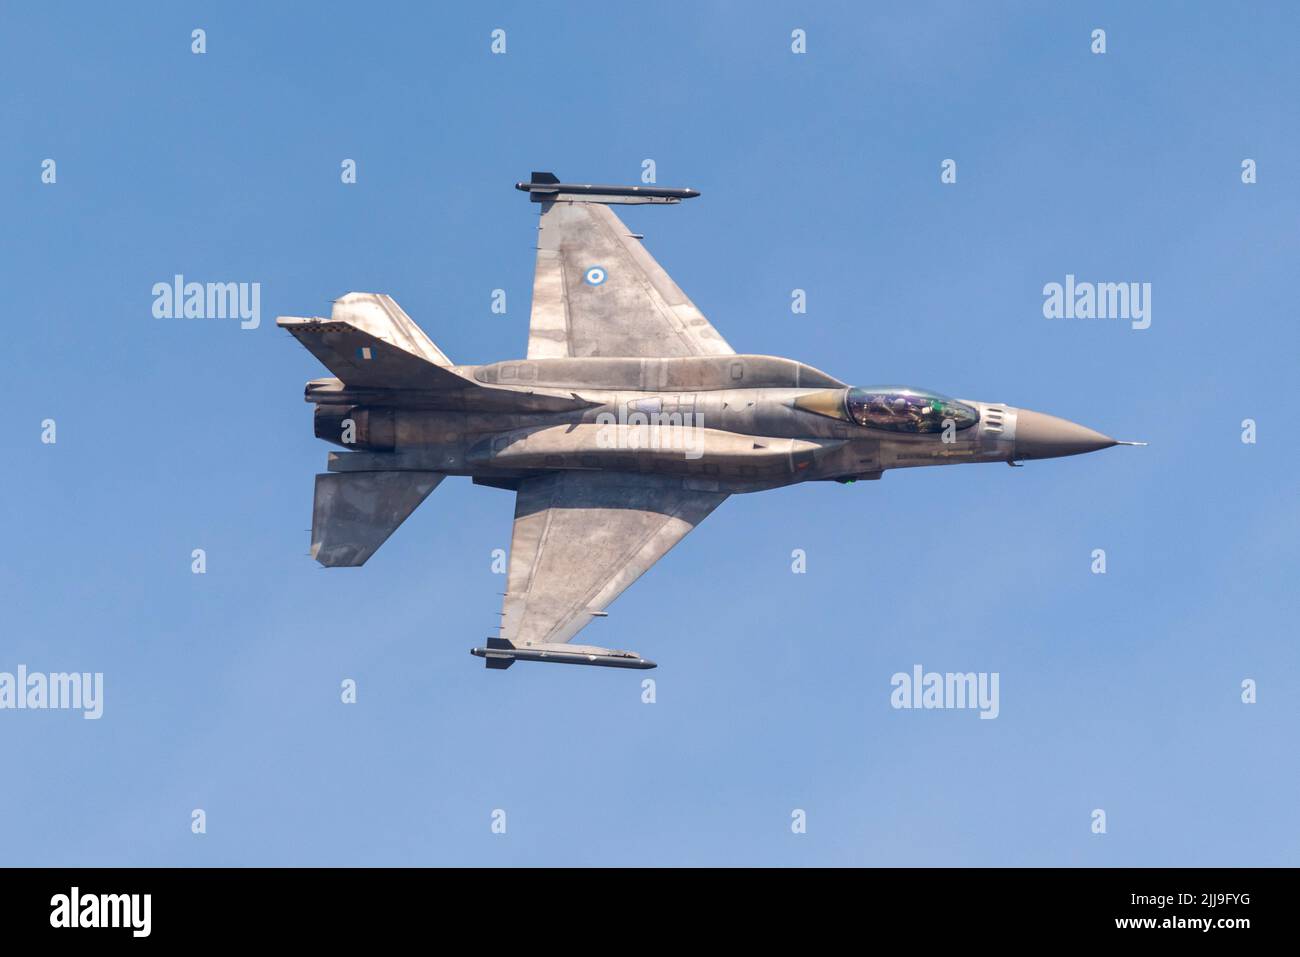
<box><xmin>278</xmin><ymin>174</ymin><xmax>1139</xmax><ymax>669</ymax></box>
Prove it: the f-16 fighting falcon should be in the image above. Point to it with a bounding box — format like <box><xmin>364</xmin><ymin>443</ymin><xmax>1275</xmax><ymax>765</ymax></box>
<box><xmin>278</xmin><ymin>172</ymin><xmax>1143</xmax><ymax>671</ymax></box>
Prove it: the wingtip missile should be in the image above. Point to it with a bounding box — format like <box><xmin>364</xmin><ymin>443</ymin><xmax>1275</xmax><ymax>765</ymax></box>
<box><xmin>515</xmin><ymin>172</ymin><xmax>699</xmax><ymax>204</ymax></box>
<box><xmin>471</xmin><ymin>641</ymin><xmax>657</xmax><ymax>670</ymax></box>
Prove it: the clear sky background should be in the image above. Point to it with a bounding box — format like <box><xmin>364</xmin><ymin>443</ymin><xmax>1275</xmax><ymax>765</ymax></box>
<box><xmin>2</xmin><ymin>2</ymin><xmax>1296</xmax><ymax>866</ymax></box>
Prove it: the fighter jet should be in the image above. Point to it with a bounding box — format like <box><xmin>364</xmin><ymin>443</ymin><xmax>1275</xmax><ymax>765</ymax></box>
<box><xmin>278</xmin><ymin>172</ymin><xmax>1142</xmax><ymax>671</ymax></box>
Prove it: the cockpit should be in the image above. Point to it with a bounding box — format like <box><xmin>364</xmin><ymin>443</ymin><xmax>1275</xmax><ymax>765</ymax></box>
<box><xmin>795</xmin><ymin>387</ymin><xmax>980</xmax><ymax>433</ymax></box>
<box><xmin>846</xmin><ymin>387</ymin><xmax>979</xmax><ymax>433</ymax></box>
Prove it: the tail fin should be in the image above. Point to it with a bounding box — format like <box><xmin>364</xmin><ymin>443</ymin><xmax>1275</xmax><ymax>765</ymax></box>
<box><xmin>481</xmin><ymin>637</ymin><xmax>516</xmax><ymax>669</ymax></box>
<box><xmin>278</xmin><ymin>292</ymin><xmax>463</xmax><ymax>389</ymax></box>
<box><xmin>311</xmin><ymin>470</ymin><xmax>443</xmax><ymax>566</ymax></box>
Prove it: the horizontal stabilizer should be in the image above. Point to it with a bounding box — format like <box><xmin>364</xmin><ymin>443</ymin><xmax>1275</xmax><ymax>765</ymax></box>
<box><xmin>311</xmin><ymin>470</ymin><xmax>443</xmax><ymax>567</ymax></box>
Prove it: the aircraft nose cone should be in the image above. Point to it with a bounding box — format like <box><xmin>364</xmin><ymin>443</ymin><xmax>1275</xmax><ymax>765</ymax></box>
<box><xmin>1015</xmin><ymin>410</ymin><xmax>1117</xmax><ymax>460</ymax></box>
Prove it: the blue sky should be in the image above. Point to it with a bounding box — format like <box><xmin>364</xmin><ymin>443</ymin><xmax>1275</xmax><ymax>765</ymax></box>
<box><xmin>2</xmin><ymin>1</ymin><xmax>1296</xmax><ymax>866</ymax></box>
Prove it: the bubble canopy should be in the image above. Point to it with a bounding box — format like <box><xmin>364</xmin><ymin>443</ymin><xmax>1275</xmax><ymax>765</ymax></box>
<box><xmin>845</xmin><ymin>387</ymin><xmax>978</xmax><ymax>433</ymax></box>
<box><xmin>794</xmin><ymin>387</ymin><xmax>980</xmax><ymax>433</ymax></box>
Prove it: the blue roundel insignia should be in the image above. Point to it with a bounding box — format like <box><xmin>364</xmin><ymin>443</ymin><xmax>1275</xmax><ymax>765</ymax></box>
<box><xmin>584</xmin><ymin>266</ymin><xmax>607</xmax><ymax>286</ymax></box>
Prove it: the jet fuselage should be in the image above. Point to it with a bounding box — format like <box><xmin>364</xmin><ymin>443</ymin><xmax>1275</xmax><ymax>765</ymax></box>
<box><xmin>305</xmin><ymin>353</ymin><xmax>1119</xmax><ymax>493</ymax></box>
<box><xmin>280</xmin><ymin>174</ymin><xmax>1141</xmax><ymax>670</ymax></box>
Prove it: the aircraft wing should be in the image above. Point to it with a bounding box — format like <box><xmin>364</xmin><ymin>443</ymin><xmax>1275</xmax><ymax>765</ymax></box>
<box><xmin>524</xmin><ymin>176</ymin><xmax>735</xmax><ymax>359</ymax></box>
<box><xmin>494</xmin><ymin>472</ymin><xmax>728</xmax><ymax>659</ymax></box>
